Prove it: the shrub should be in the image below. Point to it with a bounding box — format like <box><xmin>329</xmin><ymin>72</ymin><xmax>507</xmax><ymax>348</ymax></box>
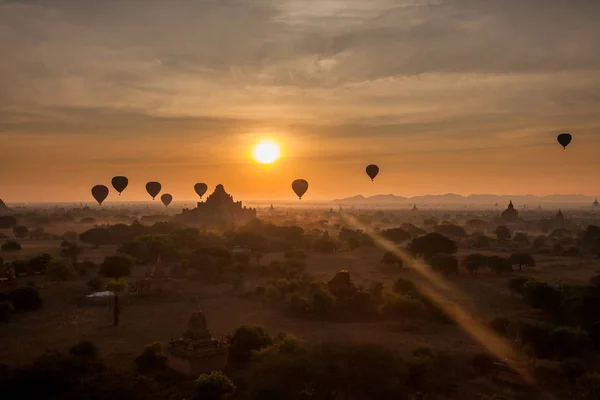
<box><xmin>228</xmin><ymin>325</ymin><xmax>273</xmax><ymax>361</ymax></box>
<box><xmin>508</xmin><ymin>252</ymin><xmax>536</xmax><ymax>272</ymax></box>
<box><xmin>13</xmin><ymin>225</ymin><xmax>29</xmax><ymax>239</ymax></box>
<box><xmin>429</xmin><ymin>254</ymin><xmax>459</xmax><ymax>276</ymax></box>
<box><xmin>193</xmin><ymin>371</ymin><xmax>236</xmax><ymax>400</ymax></box>
<box><xmin>46</xmin><ymin>259</ymin><xmax>76</xmax><ymax>282</ymax></box>
<box><xmin>134</xmin><ymin>342</ymin><xmax>167</xmax><ymax>374</ymax></box>
<box><xmin>8</xmin><ymin>286</ymin><xmax>42</xmax><ymax>312</ymax></box>
<box><xmin>68</xmin><ymin>341</ymin><xmax>98</xmax><ymax>360</ymax></box>
<box><xmin>380</xmin><ymin>294</ymin><xmax>424</xmax><ymax>325</ymax></box>
<box><xmin>392</xmin><ymin>278</ymin><xmax>419</xmax><ymax>297</ymax></box>
<box><xmin>86</xmin><ymin>277</ymin><xmax>104</xmax><ymax>291</ymax></box>
<box><xmin>576</xmin><ymin>372</ymin><xmax>600</xmax><ymax>399</ymax></box>
<box><xmin>549</xmin><ymin>326</ymin><xmax>593</xmax><ymax>360</ymax></box>
<box><xmin>462</xmin><ymin>253</ymin><xmax>488</xmax><ymax>274</ymax></box>
<box><xmin>2</xmin><ymin>241</ymin><xmax>21</xmax><ymax>251</ymax></box>
<box><xmin>508</xmin><ymin>276</ymin><xmax>531</xmax><ymax>296</ymax></box>
<box><xmin>523</xmin><ymin>281</ymin><xmax>564</xmax><ymax>315</ymax></box>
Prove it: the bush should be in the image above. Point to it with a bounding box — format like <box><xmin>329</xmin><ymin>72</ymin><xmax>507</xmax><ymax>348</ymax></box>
<box><xmin>576</xmin><ymin>372</ymin><xmax>600</xmax><ymax>399</ymax></box>
<box><xmin>193</xmin><ymin>371</ymin><xmax>236</xmax><ymax>400</ymax></box>
<box><xmin>549</xmin><ymin>326</ymin><xmax>593</xmax><ymax>360</ymax></box>
<box><xmin>228</xmin><ymin>325</ymin><xmax>273</xmax><ymax>361</ymax></box>
<box><xmin>86</xmin><ymin>277</ymin><xmax>104</xmax><ymax>291</ymax></box>
<box><xmin>8</xmin><ymin>286</ymin><xmax>42</xmax><ymax>312</ymax></box>
<box><xmin>429</xmin><ymin>254</ymin><xmax>459</xmax><ymax>276</ymax></box>
<box><xmin>508</xmin><ymin>276</ymin><xmax>531</xmax><ymax>296</ymax></box>
<box><xmin>392</xmin><ymin>278</ymin><xmax>419</xmax><ymax>297</ymax></box>
<box><xmin>523</xmin><ymin>281</ymin><xmax>564</xmax><ymax>315</ymax></box>
<box><xmin>46</xmin><ymin>259</ymin><xmax>76</xmax><ymax>282</ymax></box>
<box><xmin>409</xmin><ymin>233</ymin><xmax>457</xmax><ymax>259</ymax></box>
<box><xmin>2</xmin><ymin>241</ymin><xmax>21</xmax><ymax>251</ymax></box>
<box><xmin>508</xmin><ymin>252</ymin><xmax>536</xmax><ymax>272</ymax></box>
<box><xmin>380</xmin><ymin>294</ymin><xmax>424</xmax><ymax>325</ymax></box>
<box><xmin>68</xmin><ymin>341</ymin><xmax>98</xmax><ymax>360</ymax></box>
<box><xmin>13</xmin><ymin>225</ymin><xmax>29</xmax><ymax>239</ymax></box>
<box><xmin>134</xmin><ymin>342</ymin><xmax>167</xmax><ymax>374</ymax></box>
<box><xmin>462</xmin><ymin>253</ymin><xmax>488</xmax><ymax>274</ymax></box>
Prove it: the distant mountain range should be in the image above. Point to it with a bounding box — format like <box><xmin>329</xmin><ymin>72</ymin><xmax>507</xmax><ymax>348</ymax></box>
<box><xmin>332</xmin><ymin>194</ymin><xmax>599</xmax><ymax>205</ymax></box>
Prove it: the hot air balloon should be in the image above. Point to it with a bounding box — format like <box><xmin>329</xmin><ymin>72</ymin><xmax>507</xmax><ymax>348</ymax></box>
<box><xmin>194</xmin><ymin>183</ymin><xmax>208</xmax><ymax>199</ymax></box>
<box><xmin>146</xmin><ymin>182</ymin><xmax>162</xmax><ymax>200</ymax></box>
<box><xmin>557</xmin><ymin>133</ymin><xmax>572</xmax><ymax>149</ymax></box>
<box><xmin>366</xmin><ymin>164</ymin><xmax>379</xmax><ymax>181</ymax></box>
<box><xmin>111</xmin><ymin>176</ymin><xmax>129</xmax><ymax>195</ymax></box>
<box><xmin>292</xmin><ymin>179</ymin><xmax>309</xmax><ymax>200</ymax></box>
<box><xmin>91</xmin><ymin>185</ymin><xmax>109</xmax><ymax>205</ymax></box>
<box><xmin>161</xmin><ymin>193</ymin><xmax>173</xmax><ymax>207</ymax></box>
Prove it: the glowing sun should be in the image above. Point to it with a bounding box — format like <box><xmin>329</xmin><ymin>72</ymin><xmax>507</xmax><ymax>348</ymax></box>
<box><xmin>252</xmin><ymin>140</ymin><xmax>281</xmax><ymax>164</ymax></box>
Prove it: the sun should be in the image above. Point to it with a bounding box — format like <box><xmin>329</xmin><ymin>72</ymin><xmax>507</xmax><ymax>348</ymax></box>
<box><xmin>252</xmin><ymin>140</ymin><xmax>281</xmax><ymax>164</ymax></box>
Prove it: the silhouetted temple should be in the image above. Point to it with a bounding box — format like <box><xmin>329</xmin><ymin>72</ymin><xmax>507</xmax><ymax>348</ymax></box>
<box><xmin>411</xmin><ymin>204</ymin><xmax>419</xmax><ymax>212</ymax></box>
<box><xmin>501</xmin><ymin>201</ymin><xmax>519</xmax><ymax>222</ymax></box>
<box><xmin>594</xmin><ymin>198</ymin><xmax>599</xmax><ymax>209</ymax></box>
<box><xmin>177</xmin><ymin>184</ymin><xmax>256</xmax><ymax>225</ymax></box>
<box><xmin>555</xmin><ymin>209</ymin><xmax>565</xmax><ymax>221</ymax></box>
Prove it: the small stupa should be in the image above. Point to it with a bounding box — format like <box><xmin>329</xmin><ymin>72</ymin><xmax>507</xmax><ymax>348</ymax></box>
<box><xmin>167</xmin><ymin>310</ymin><xmax>228</xmax><ymax>377</ymax></box>
<box><xmin>555</xmin><ymin>209</ymin><xmax>565</xmax><ymax>221</ymax></box>
<box><xmin>411</xmin><ymin>204</ymin><xmax>419</xmax><ymax>212</ymax></box>
<box><xmin>594</xmin><ymin>198</ymin><xmax>599</xmax><ymax>209</ymax></box>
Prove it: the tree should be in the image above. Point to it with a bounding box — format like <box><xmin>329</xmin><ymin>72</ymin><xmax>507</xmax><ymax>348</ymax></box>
<box><xmin>193</xmin><ymin>371</ymin><xmax>236</xmax><ymax>400</ymax></box>
<box><xmin>513</xmin><ymin>232</ymin><xmax>529</xmax><ymax>244</ymax></box>
<box><xmin>99</xmin><ymin>255</ymin><xmax>133</xmax><ymax>326</ymax></box>
<box><xmin>408</xmin><ymin>233</ymin><xmax>457</xmax><ymax>259</ymax></box>
<box><xmin>0</xmin><ymin>216</ymin><xmax>17</xmax><ymax>229</ymax></box>
<box><xmin>462</xmin><ymin>253</ymin><xmax>488</xmax><ymax>275</ymax></box>
<box><xmin>312</xmin><ymin>237</ymin><xmax>337</xmax><ymax>253</ymax></box>
<box><xmin>46</xmin><ymin>259</ymin><xmax>76</xmax><ymax>282</ymax></box>
<box><xmin>234</xmin><ymin>252</ymin><xmax>251</xmax><ymax>268</ymax></box>
<box><xmin>429</xmin><ymin>254</ymin><xmax>459</xmax><ymax>277</ymax></box>
<box><xmin>60</xmin><ymin>241</ymin><xmax>84</xmax><ymax>265</ymax></box>
<box><xmin>251</xmin><ymin>250</ymin><xmax>263</xmax><ymax>267</ymax></box>
<box><xmin>79</xmin><ymin>228</ymin><xmax>114</xmax><ymax>247</ymax></box>
<box><xmin>28</xmin><ymin>253</ymin><xmax>52</xmax><ymax>275</ymax></box>
<box><xmin>380</xmin><ymin>251</ymin><xmax>403</xmax><ymax>268</ymax></box>
<box><xmin>487</xmin><ymin>256</ymin><xmax>512</xmax><ymax>275</ymax></box>
<box><xmin>508</xmin><ymin>252</ymin><xmax>536</xmax><ymax>272</ymax></box>
<box><xmin>508</xmin><ymin>276</ymin><xmax>531</xmax><ymax>296</ymax></box>
<box><xmin>99</xmin><ymin>255</ymin><xmax>134</xmax><ymax>280</ymax></box>
<box><xmin>381</xmin><ymin>228</ymin><xmax>411</xmax><ymax>244</ymax></box>
<box><xmin>1</xmin><ymin>241</ymin><xmax>21</xmax><ymax>252</ymax></box>
<box><xmin>392</xmin><ymin>278</ymin><xmax>419</xmax><ymax>297</ymax></box>
<box><xmin>12</xmin><ymin>226</ymin><xmax>29</xmax><ymax>239</ymax></box>
<box><xmin>9</xmin><ymin>286</ymin><xmax>42</xmax><ymax>311</ymax></box>
<box><xmin>435</xmin><ymin>224</ymin><xmax>467</xmax><ymax>239</ymax></box>
<box><xmin>227</xmin><ymin>325</ymin><xmax>273</xmax><ymax>361</ymax></box>
<box><xmin>495</xmin><ymin>226</ymin><xmax>511</xmax><ymax>241</ymax></box>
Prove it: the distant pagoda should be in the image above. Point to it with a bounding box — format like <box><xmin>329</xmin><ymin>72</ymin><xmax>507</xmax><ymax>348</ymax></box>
<box><xmin>594</xmin><ymin>198</ymin><xmax>599</xmax><ymax>209</ymax></box>
<box><xmin>411</xmin><ymin>204</ymin><xmax>419</xmax><ymax>212</ymax></box>
<box><xmin>177</xmin><ymin>184</ymin><xmax>256</xmax><ymax>225</ymax></box>
<box><xmin>501</xmin><ymin>200</ymin><xmax>519</xmax><ymax>222</ymax></box>
<box><xmin>555</xmin><ymin>209</ymin><xmax>565</xmax><ymax>221</ymax></box>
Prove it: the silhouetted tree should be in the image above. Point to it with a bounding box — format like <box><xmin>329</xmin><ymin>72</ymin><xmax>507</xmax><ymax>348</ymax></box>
<box><xmin>495</xmin><ymin>226</ymin><xmax>511</xmax><ymax>241</ymax></box>
<box><xmin>234</xmin><ymin>252</ymin><xmax>251</xmax><ymax>268</ymax></box>
<box><xmin>0</xmin><ymin>216</ymin><xmax>17</xmax><ymax>229</ymax></box>
<box><xmin>79</xmin><ymin>228</ymin><xmax>114</xmax><ymax>247</ymax></box>
<box><xmin>381</xmin><ymin>228</ymin><xmax>411</xmax><ymax>244</ymax></box>
<box><xmin>435</xmin><ymin>224</ymin><xmax>467</xmax><ymax>239</ymax></box>
<box><xmin>513</xmin><ymin>232</ymin><xmax>529</xmax><ymax>244</ymax></box>
<box><xmin>381</xmin><ymin>251</ymin><xmax>403</xmax><ymax>268</ymax></box>
<box><xmin>392</xmin><ymin>278</ymin><xmax>419</xmax><ymax>297</ymax></box>
<box><xmin>46</xmin><ymin>259</ymin><xmax>76</xmax><ymax>282</ymax></box>
<box><xmin>409</xmin><ymin>233</ymin><xmax>457</xmax><ymax>259</ymax></box>
<box><xmin>99</xmin><ymin>255</ymin><xmax>133</xmax><ymax>326</ymax></box>
<box><xmin>487</xmin><ymin>256</ymin><xmax>512</xmax><ymax>275</ymax></box>
<box><xmin>1</xmin><ymin>241</ymin><xmax>21</xmax><ymax>252</ymax></box>
<box><xmin>429</xmin><ymin>254</ymin><xmax>459</xmax><ymax>277</ymax></box>
<box><xmin>508</xmin><ymin>252</ymin><xmax>536</xmax><ymax>272</ymax></box>
<box><xmin>193</xmin><ymin>371</ymin><xmax>236</xmax><ymax>400</ymax></box>
<box><xmin>227</xmin><ymin>325</ymin><xmax>273</xmax><ymax>361</ymax></box>
<box><xmin>462</xmin><ymin>253</ymin><xmax>488</xmax><ymax>275</ymax></box>
<box><xmin>60</xmin><ymin>240</ymin><xmax>84</xmax><ymax>265</ymax></box>
<box><xmin>12</xmin><ymin>226</ymin><xmax>29</xmax><ymax>239</ymax></box>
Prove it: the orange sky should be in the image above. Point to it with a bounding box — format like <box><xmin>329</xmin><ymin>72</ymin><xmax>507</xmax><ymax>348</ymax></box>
<box><xmin>1</xmin><ymin>1</ymin><xmax>600</xmax><ymax>203</ymax></box>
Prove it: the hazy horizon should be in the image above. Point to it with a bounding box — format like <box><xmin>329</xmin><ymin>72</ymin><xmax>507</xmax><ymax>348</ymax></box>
<box><xmin>2</xmin><ymin>0</ymin><xmax>600</xmax><ymax>203</ymax></box>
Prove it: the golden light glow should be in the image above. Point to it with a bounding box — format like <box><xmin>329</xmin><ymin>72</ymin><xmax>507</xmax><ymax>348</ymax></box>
<box><xmin>252</xmin><ymin>140</ymin><xmax>281</xmax><ymax>164</ymax></box>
